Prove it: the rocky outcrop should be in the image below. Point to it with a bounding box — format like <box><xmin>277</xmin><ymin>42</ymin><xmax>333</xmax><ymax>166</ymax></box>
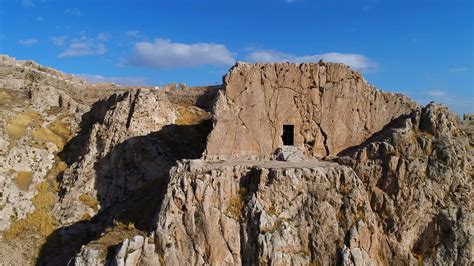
<box><xmin>1</xmin><ymin>55</ymin><xmax>471</xmax><ymax>265</ymax></box>
<box><xmin>106</xmin><ymin>103</ymin><xmax>471</xmax><ymax>266</ymax></box>
<box><xmin>337</xmin><ymin>103</ymin><xmax>472</xmax><ymax>264</ymax></box>
<box><xmin>0</xmin><ymin>55</ymin><xmax>220</xmax><ymax>264</ymax></box>
<box><xmin>206</xmin><ymin>62</ymin><xmax>418</xmax><ymax>159</ymax></box>
<box><xmin>152</xmin><ymin>160</ymin><xmax>381</xmax><ymax>265</ymax></box>
<box><xmin>54</xmin><ymin>89</ymin><xmax>211</xmax><ymax>224</ymax></box>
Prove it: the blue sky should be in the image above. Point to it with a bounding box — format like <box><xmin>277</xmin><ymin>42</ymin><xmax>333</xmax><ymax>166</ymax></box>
<box><xmin>0</xmin><ymin>0</ymin><xmax>472</xmax><ymax>114</ymax></box>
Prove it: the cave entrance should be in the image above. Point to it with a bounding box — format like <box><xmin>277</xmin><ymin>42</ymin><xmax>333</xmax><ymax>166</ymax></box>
<box><xmin>282</xmin><ymin>124</ymin><xmax>294</xmax><ymax>146</ymax></box>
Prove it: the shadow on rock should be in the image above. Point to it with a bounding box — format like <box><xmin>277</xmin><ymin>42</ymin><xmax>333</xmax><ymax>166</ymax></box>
<box><xmin>59</xmin><ymin>93</ymin><xmax>127</xmax><ymax>165</ymax></box>
<box><xmin>37</xmin><ymin>119</ymin><xmax>212</xmax><ymax>265</ymax></box>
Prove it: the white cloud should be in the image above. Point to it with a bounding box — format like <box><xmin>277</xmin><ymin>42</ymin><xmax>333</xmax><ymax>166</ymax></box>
<box><xmin>96</xmin><ymin>33</ymin><xmax>111</xmax><ymax>42</ymax></box>
<box><xmin>448</xmin><ymin>67</ymin><xmax>467</xmax><ymax>73</ymax></box>
<box><xmin>127</xmin><ymin>38</ymin><xmax>235</xmax><ymax>69</ymax></box>
<box><xmin>126</xmin><ymin>30</ymin><xmax>140</xmax><ymax>38</ymax></box>
<box><xmin>21</xmin><ymin>0</ymin><xmax>34</xmax><ymax>8</ymax></box>
<box><xmin>59</xmin><ymin>42</ymin><xmax>106</xmax><ymax>58</ymax></box>
<box><xmin>65</xmin><ymin>8</ymin><xmax>81</xmax><ymax>17</ymax></box>
<box><xmin>426</xmin><ymin>90</ymin><xmax>447</xmax><ymax>97</ymax></box>
<box><xmin>50</xmin><ymin>36</ymin><xmax>67</xmax><ymax>46</ymax></box>
<box><xmin>76</xmin><ymin>74</ymin><xmax>147</xmax><ymax>86</ymax></box>
<box><xmin>58</xmin><ymin>33</ymin><xmax>108</xmax><ymax>58</ymax></box>
<box><xmin>18</xmin><ymin>39</ymin><xmax>39</xmax><ymax>47</ymax></box>
<box><xmin>247</xmin><ymin>50</ymin><xmax>378</xmax><ymax>72</ymax></box>
<box><xmin>36</xmin><ymin>16</ymin><xmax>44</xmax><ymax>22</ymax></box>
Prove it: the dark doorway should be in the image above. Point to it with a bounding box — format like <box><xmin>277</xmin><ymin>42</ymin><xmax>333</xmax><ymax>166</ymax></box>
<box><xmin>282</xmin><ymin>124</ymin><xmax>294</xmax><ymax>146</ymax></box>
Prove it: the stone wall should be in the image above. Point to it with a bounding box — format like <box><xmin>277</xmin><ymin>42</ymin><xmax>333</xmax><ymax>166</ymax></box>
<box><xmin>463</xmin><ymin>113</ymin><xmax>474</xmax><ymax>121</ymax></box>
<box><xmin>205</xmin><ymin>62</ymin><xmax>418</xmax><ymax>159</ymax></box>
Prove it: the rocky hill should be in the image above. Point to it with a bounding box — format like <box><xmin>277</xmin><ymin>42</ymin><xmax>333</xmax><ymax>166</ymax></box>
<box><xmin>0</xmin><ymin>55</ymin><xmax>472</xmax><ymax>265</ymax></box>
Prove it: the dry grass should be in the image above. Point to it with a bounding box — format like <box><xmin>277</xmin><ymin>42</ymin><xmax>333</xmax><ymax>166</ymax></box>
<box><xmin>3</xmin><ymin>156</ymin><xmax>66</xmax><ymax>242</ymax></box>
<box><xmin>175</xmin><ymin>106</ymin><xmax>211</xmax><ymax>125</ymax></box>
<box><xmin>4</xmin><ymin>181</ymin><xmax>58</xmax><ymax>240</ymax></box>
<box><xmin>89</xmin><ymin>221</ymin><xmax>144</xmax><ymax>260</ymax></box>
<box><xmin>81</xmin><ymin>213</ymin><xmax>92</xmax><ymax>221</ymax></box>
<box><xmin>47</xmin><ymin>159</ymin><xmax>67</xmax><ymax>180</ymax></box>
<box><xmin>356</xmin><ymin>204</ymin><xmax>366</xmax><ymax>222</ymax></box>
<box><xmin>32</xmin><ymin>119</ymin><xmax>72</xmax><ymax>151</ymax></box>
<box><xmin>79</xmin><ymin>194</ymin><xmax>99</xmax><ymax>211</ymax></box>
<box><xmin>0</xmin><ymin>90</ymin><xmax>12</xmax><ymax>104</ymax></box>
<box><xmin>14</xmin><ymin>171</ymin><xmax>33</xmax><ymax>191</ymax></box>
<box><xmin>5</xmin><ymin>111</ymin><xmax>41</xmax><ymax>140</ymax></box>
<box><xmin>225</xmin><ymin>188</ymin><xmax>247</xmax><ymax>220</ymax></box>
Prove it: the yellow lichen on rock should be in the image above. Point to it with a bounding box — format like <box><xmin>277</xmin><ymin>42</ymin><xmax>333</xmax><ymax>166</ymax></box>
<box><xmin>14</xmin><ymin>171</ymin><xmax>33</xmax><ymax>191</ymax></box>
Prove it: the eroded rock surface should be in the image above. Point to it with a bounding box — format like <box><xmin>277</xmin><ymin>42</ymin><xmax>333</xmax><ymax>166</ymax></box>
<box><xmin>0</xmin><ymin>56</ymin><xmax>471</xmax><ymax>265</ymax></box>
<box><xmin>109</xmin><ymin>103</ymin><xmax>472</xmax><ymax>265</ymax></box>
<box><xmin>206</xmin><ymin>62</ymin><xmax>418</xmax><ymax>159</ymax></box>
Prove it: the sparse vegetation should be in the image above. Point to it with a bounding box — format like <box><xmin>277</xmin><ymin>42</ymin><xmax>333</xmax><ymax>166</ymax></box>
<box><xmin>5</xmin><ymin>111</ymin><xmax>41</xmax><ymax>140</ymax></box>
<box><xmin>226</xmin><ymin>194</ymin><xmax>244</xmax><ymax>220</ymax></box>
<box><xmin>4</xmin><ymin>181</ymin><xmax>58</xmax><ymax>240</ymax></box>
<box><xmin>176</xmin><ymin>106</ymin><xmax>211</xmax><ymax>125</ymax></box>
<box><xmin>79</xmin><ymin>194</ymin><xmax>99</xmax><ymax>211</ymax></box>
<box><xmin>356</xmin><ymin>204</ymin><xmax>366</xmax><ymax>222</ymax></box>
<box><xmin>0</xmin><ymin>90</ymin><xmax>11</xmax><ymax>104</ymax></box>
<box><xmin>32</xmin><ymin>118</ymin><xmax>72</xmax><ymax>150</ymax></box>
<box><xmin>14</xmin><ymin>171</ymin><xmax>33</xmax><ymax>191</ymax></box>
<box><xmin>225</xmin><ymin>188</ymin><xmax>247</xmax><ymax>220</ymax></box>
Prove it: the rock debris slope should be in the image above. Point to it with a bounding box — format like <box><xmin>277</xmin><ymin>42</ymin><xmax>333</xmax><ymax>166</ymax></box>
<box><xmin>0</xmin><ymin>55</ymin><xmax>472</xmax><ymax>266</ymax></box>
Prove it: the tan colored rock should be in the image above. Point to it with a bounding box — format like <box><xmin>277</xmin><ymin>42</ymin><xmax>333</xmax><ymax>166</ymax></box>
<box><xmin>206</xmin><ymin>62</ymin><xmax>418</xmax><ymax>159</ymax></box>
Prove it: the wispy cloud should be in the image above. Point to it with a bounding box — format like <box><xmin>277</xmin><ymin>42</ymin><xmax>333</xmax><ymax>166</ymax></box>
<box><xmin>284</xmin><ymin>0</ymin><xmax>297</xmax><ymax>3</ymax></box>
<box><xmin>448</xmin><ymin>67</ymin><xmax>467</xmax><ymax>73</ymax></box>
<box><xmin>18</xmin><ymin>38</ymin><xmax>39</xmax><ymax>47</ymax></box>
<box><xmin>247</xmin><ymin>49</ymin><xmax>378</xmax><ymax>72</ymax></box>
<box><xmin>96</xmin><ymin>33</ymin><xmax>111</xmax><ymax>42</ymax></box>
<box><xmin>59</xmin><ymin>42</ymin><xmax>106</xmax><ymax>58</ymax></box>
<box><xmin>58</xmin><ymin>33</ymin><xmax>107</xmax><ymax>58</ymax></box>
<box><xmin>50</xmin><ymin>36</ymin><xmax>67</xmax><ymax>46</ymax></box>
<box><xmin>76</xmin><ymin>74</ymin><xmax>147</xmax><ymax>86</ymax></box>
<box><xmin>126</xmin><ymin>38</ymin><xmax>235</xmax><ymax>69</ymax></box>
<box><xmin>21</xmin><ymin>0</ymin><xmax>34</xmax><ymax>8</ymax></box>
<box><xmin>426</xmin><ymin>89</ymin><xmax>447</xmax><ymax>97</ymax></box>
<box><xmin>36</xmin><ymin>16</ymin><xmax>44</xmax><ymax>22</ymax></box>
<box><xmin>417</xmin><ymin>89</ymin><xmax>473</xmax><ymax>115</ymax></box>
<box><xmin>126</xmin><ymin>30</ymin><xmax>140</xmax><ymax>38</ymax></box>
<box><xmin>64</xmin><ymin>8</ymin><xmax>81</xmax><ymax>17</ymax></box>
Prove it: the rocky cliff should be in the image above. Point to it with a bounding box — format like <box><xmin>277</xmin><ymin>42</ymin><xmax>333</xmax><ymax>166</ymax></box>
<box><xmin>0</xmin><ymin>56</ymin><xmax>472</xmax><ymax>265</ymax></box>
<box><xmin>206</xmin><ymin>62</ymin><xmax>418</xmax><ymax>159</ymax></box>
<box><xmin>101</xmin><ymin>104</ymin><xmax>471</xmax><ymax>266</ymax></box>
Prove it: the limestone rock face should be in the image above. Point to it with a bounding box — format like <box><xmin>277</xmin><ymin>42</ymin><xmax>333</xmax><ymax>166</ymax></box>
<box><xmin>1</xmin><ymin>55</ymin><xmax>472</xmax><ymax>265</ymax></box>
<box><xmin>54</xmin><ymin>89</ymin><xmax>212</xmax><ymax>224</ymax></box>
<box><xmin>153</xmin><ymin>160</ymin><xmax>383</xmax><ymax>265</ymax></box>
<box><xmin>337</xmin><ymin>103</ymin><xmax>472</xmax><ymax>264</ymax></box>
<box><xmin>206</xmin><ymin>62</ymin><xmax>418</xmax><ymax>159</ymax></box>
<box><xmin>107</xmin><ymin>103</ymin><xmax>472</xmax><ymax>266</ymax></box>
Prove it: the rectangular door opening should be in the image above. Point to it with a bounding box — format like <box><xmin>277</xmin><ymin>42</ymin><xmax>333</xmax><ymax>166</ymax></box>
<box><xmin>282</xmin><ymin>124</ymin><xmax>294</xmax><ymax>146</ymax></box>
